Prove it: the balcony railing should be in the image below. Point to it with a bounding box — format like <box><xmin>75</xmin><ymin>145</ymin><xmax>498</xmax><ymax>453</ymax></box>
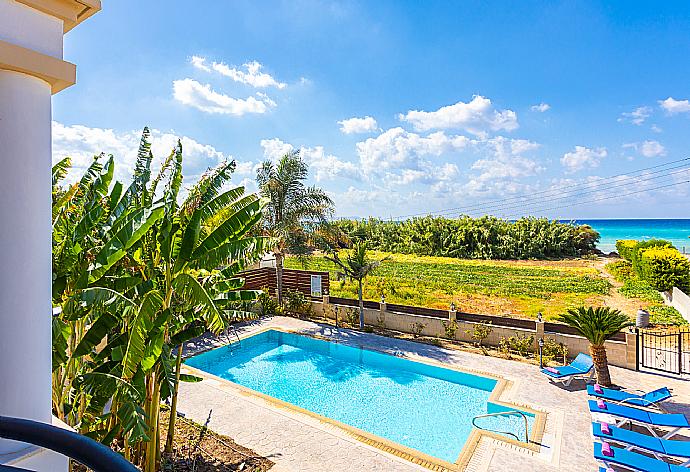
<box><xmin>0</xmin><ymin>416</ymin><xmax>138</xmax><ymax>472</ymax></box>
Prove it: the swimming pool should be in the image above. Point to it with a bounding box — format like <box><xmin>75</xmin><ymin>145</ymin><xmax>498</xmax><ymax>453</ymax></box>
<box><xmin>185</xmin><ymin>329</ymin><xmax>535</xmax><ymax>464</ymax></box>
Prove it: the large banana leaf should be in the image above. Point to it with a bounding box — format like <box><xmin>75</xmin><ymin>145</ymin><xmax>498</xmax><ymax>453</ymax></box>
<box><xmin>89</xmin><ymin>206</ymin><xmax>164</xmax><ymax>283</ymax></box>
<box><xmin>122</xmin><ymin>290</ymin><xmax>164</xmax><ymax>379</ymax></box>
<box><xmin>171</xmin><ymin>273</ymin><xmax>224</xmax><ymax>334</ymax></box>
<box><xmin>191</xmin><ymin>198</ymin><xmax>265</xmax><ymax>258</ymax></box>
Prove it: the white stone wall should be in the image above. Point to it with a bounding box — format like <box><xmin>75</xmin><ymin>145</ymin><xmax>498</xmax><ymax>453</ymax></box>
<box><xmin>662</xmin><ymin>287</ymin><xmax>690</xmax><ymax>323</ymax></box>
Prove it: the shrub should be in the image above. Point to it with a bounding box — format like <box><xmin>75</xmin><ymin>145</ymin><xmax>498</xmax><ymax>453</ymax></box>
<box><xmin>638</xmin><ymin>248</ymin><xmax>690</xmax><ymax>292</ymax></box>
<box><xmin>499</xmin><ymin>333</ymin><xmax>534</xmax><ymax>358</ymax></box>
<box><xmin>410</xmin><ymin>321</ymin><xmax>426</xmax><ymax>337</ymax></box>
<box><xmin>466</xmin><ymin>322</ymin><xmax>493</xmax><ymax>348</ymax></box>
<box><xmin>648</xmin><ymin>305</ymin><xmax>688</xmax><ymax>326</ymax></box>
<box><xmin>283</xmin><ymin>289</ymin><xmax>313</xmax><ymax>317</ymax></box>
<box><xmin>616</xmin><ymin>240</ymin><xmax>638</xmax><ymax>261</ymax></box>
<box><xmin>605</xmin><ymin>260</ymin><xmax>633</xmax><ymax>282</ymax></box>
<box><xmin>630</xmin><ymin>239</ymin><xmax>673</xmax><ymax>276</ymax></box>
<box><xmin>441</xmin><ymin>319</ymin><xmax>459</xmax><ymax>339</ymax></box>
<box><xmin>257</xmin><ymin>287</ymin><xmax>282</xmax><ymax>316</ymax></box>
<box><xmin>541</xmin><ymin>337</ymin><xmax>568</xmax><ymax>365</ymax></box>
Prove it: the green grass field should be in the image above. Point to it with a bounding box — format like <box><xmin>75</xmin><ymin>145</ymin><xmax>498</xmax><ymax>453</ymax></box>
<box><xmin>285</xmin><ymin>252</ymin><xmax>611</xmax><ymax>320</ymax></box>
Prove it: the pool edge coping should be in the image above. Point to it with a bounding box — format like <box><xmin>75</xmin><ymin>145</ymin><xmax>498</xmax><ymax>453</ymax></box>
<box><xmin>182</xmin><ymin>325</ymin><xmax>548</xmax><ymax>472</ymax></box>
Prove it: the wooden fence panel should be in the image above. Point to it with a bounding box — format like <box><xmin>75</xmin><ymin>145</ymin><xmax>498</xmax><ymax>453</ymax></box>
<box><xmin>240</xmin><ymin>267</ymin><xmax>329</xmax><ymax>300</ymax></box>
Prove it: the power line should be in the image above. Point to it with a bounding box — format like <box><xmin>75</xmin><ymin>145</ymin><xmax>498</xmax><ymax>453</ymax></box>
<box><xmin>393</xmin><ymin>156</ymin><xmax>690</xmax><ymax>219</ymax></box>
<box><xmin>497</xmin><ymin>180</ymin><xmax>690</xmax><ymax>220</ymax></box>
<box><xmin>439</xmin><ymin>165</ymin><xmax>690</xmax><ymax>219</ymax></box>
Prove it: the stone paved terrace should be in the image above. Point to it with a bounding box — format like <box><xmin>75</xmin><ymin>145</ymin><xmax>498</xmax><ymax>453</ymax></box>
<box><xmin>178</xmin><ymin>317</ymin><xmax>690</xmax><ymax>472</ymax></box>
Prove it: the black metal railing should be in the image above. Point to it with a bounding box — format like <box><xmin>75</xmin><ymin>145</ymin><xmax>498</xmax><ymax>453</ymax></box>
<box><xmin>0</xmin><ymin>416</ymin><xmax>138</xmax><ymax>472</ymax></box>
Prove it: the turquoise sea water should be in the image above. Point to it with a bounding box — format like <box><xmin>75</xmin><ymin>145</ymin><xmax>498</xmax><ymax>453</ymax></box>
<box><xmin>186</xmin><ymin>330</ymin><xmax>534</xmax><ymax>463</ymax></box>
<box><xmin>572</xmin><ymin>219</ymin><xmax>690</xmax><ymax>253</ymax></box>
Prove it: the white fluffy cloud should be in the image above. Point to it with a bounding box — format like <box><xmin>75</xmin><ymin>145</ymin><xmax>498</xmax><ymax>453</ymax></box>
<box><xmin>172</xmin><ymin>78</ymin><xmax>275</xmax><ymax>115</ymax></box>
<box><xmin>560</xmin><ymin>146</ymin><xmax>607</xmax><ymax>173</ymax></box>
<box><xmin>191</xmin><ymin>56</ymin><xmax>287</xmax><ymax>89</ymax></box>
<box><xmin>259</xmin><ymin>138</ymin><xmax>360</xmax><ymax>182</ymax></box>
<box><xmin>338</xmin><ymin>116</ymin><xmax>378</xmax><ymax>134</ymax></box>
<box><xmin>52</xmin><ymin>122</ymin><xmax>252</xmax><ymax>189</ymax></box>
<box><xmin>530</xmin><ymin>103</ymin><xmax>550</xmax><ymax>112</ymax></box>
<box><xmin>399</xmin><ymin>95</ymin><xmax>518</xmax><ymax>136</ymax></box>
<box><xmin>618</xmin><ymin>106</ymin><xmax>652</xmax><ymax>125</ymax></box>
<box><xmin>659</xmin><ymin>97</ymin><xmax>690</xmax><ymax>115</ymax></box>
<box><xmin>355</xmin><ymin>127</ymin><xmax>471</xmax><ymax>174</ymax></box>
<box><xmin>624</xmin><ymin>140</ymin><xmax>667</xmax><ymax>158</ymax></box>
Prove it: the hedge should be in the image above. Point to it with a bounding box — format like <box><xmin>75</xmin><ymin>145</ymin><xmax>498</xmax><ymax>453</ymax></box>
<box><xmin>630</xmin><ymin>239</ymin><xmax>673</xmax><ymax>277</ymax></box>
<box><xmin>616</xmin><ymin>240</ymin><xmax>637</xmax><ymax>261</ymax></box>
<box><xmin>638</xmin><ymin>247</ymin><xmax>690</xmax><ymax>292</ymax></box>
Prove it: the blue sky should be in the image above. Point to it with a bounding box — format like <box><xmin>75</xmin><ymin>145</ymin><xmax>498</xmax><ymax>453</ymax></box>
<box><xmin>53</xmin><ymin>0</ymin><xmax>690</xmax><ymax>219</ymax></box>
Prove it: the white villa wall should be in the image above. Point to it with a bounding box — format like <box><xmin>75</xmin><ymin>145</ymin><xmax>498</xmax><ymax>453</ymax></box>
<box><xmin>661</xmin><ymin>287</ymin><xmax>690</xmax><ymax>323</ymax></box>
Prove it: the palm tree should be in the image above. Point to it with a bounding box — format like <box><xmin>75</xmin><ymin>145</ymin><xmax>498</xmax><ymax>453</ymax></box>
<box><xmin>257</xmin><ymin>151</ymin><xmax>334</xmax><ymax>303</ymax></box>
<box><xmin>326</xmin><ymin>242</ymin><xmax>388</xmax><ymax>329</ymax></box>
<box><xmin>557</xmin><ymin>306</ymin><xmax>633</xmax><ymax>387</ymax></box>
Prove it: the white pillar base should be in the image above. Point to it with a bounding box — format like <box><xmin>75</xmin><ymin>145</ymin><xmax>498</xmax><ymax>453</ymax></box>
<box><xmin>0</xmin><ymin>70</ymin><xmax>53</xmax><ymax>455</ymax></box>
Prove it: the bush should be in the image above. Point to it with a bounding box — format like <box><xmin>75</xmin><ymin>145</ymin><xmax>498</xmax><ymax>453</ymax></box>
<box><xmin>630</xmin><ymin>239</ymin><xmax>673</xmax><ymax>276</ymax></box>
<box><xmin>616</xmin><ymin>240</ymin><xmax>638</xmax><ymax>261</ymax></box>
<box><xmin>638</xmin><ymin>248</ymin><xmax>690</xmax><ymax>292</ymax></box>
<box><xmin>283</xmin><ymin>289</ymin><xmax>313</xmax><ymax>318</ymax></box>
<box><xmin>499</xmin><ymin>333</ymin><xmax>534</xmax><ymax>358</ymax></box>
<box><xmin>541</xmin><ymin>337</ymin><xmax>569</xmax><ymax>365</ymax></box>
<box><xmin>441</xmin><ymin>319</ymin><xmax>459</xmax><ymax>339</ymax></box>
<box><xmin>605</xmin><ymin>260</ymin><xmax>633</xmax><ymax>282</ymax></box>
<box><xmin>648</xmin><ymin>305</ymin><xmax>688</xmax><ymax>326</ymax></box>
<box><xmin>257</xmin><ymin>287</ymin><xmax>282</xmax><ymax>316</ymax></box>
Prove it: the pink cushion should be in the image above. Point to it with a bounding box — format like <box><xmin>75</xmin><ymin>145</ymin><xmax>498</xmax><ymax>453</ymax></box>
<box><xmin>594</xmin><ymin>383</ymin><xmax>604</xmax><ymax>394</ymax></box>
<box><xmin>601</xmin><ymin>422</ymin><xmax>611</xmax><ymax>435</ymax></box>
<box><xmin>597</xmin><ymin>399</ymin><xmax>607</xmax><ymax>410</ymax></box>
<box><xmin>545</xmin><ymin>367</ymin><xmax>560</xmax><ymax>374</ymax></box>
<box><xmin>601</xmin><ymin>441</ymin><xmax>614</xmax><ymax>457</ymax></box>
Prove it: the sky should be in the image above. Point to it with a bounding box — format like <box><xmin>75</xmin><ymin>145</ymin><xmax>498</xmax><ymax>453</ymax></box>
<box><xmin>53</xmin><ymin>0</ymin><xmax>690</xmax><ymax>219</ymax></box>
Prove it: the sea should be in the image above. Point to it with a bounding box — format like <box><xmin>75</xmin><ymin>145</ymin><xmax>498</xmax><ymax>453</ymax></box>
<box><xmin>569</xmin><ymin>219</ymin><xmax>690</xmax><ymax>254</ymax></box>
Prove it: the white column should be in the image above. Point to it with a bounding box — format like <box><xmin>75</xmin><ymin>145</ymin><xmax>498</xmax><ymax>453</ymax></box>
<box><xmin>0</xmin><ymin>70</ymin><xmax>53</xmax><ymax>455</ymax></box>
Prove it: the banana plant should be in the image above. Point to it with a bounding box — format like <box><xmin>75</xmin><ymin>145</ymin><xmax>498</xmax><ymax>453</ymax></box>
<box><xmin>52</xmin><ymin>129</ymin><xmax>271</xmax><ymax>471</ymax></box>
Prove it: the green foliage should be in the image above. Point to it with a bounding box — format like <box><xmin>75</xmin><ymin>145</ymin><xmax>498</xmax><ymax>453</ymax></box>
<box><xmin>335</xmin><ymin>216</ymin><xmax>599</xmax><ymax>260</ymax></box>
<box><xmin>257</xmin><ymin>287</ymin><xmax>281</xmax><ymax>316</ymax></box>
<box><xmin>466</xmin><ymin>322</ymin><xmax>493</xmax><ymax>347</ymax></box>
<box><xmin>51</xmin><ymin>129</ymin><xmax>268</xmax><ymax>471</ymax></box>
<box><xmin>441</xmin><ymin>319</ymin><xmax>459</xmax><ymax>339</ymax></box>
<box><xmin>605</xmin><ymin>260</ymin><xmax>633</xmax><ymax>282</ymax></box>
<box><xmin>283</xmin><ymin>289</ymin><xmax>312</xmax><ymax>317</ymax></box>
<box><xmin>557</xmin><ymin>306</ymin><xmax>633</xmax><ymax>346</ymax></box>
<box><xmin>499</xmin><ymin>333</ymin><xmax>534</xmax><ymax>358</ymax></box>
<box><xmin>615</xmin><ymin>240</ymin><xmax>638</xmax><ymax>261</ymax></box>
<box><xmin>410</xmin><ymin>321</ymin><xmax>426</xmax><ymax>337</ymax></box>
<box><xmin>619</xmin><ymin>278</ymin><xmax>663</xmax><ymax>302</ymax></box>
<box><xmin>629</xmin><ymin>239</ymin><xmax>673</xmax><ymax>277</ymax></box>
<box><xmin>638</xmin><ymin>247</ymin><xmax>690</xmax><ymax>292</ymax></box>
<box><xmin>287</xmin><ymin>252</ymin><xmax>610</xmax><ymax>319</ymax></box>
<box><xmin>541</xmin><ymin>337</ymin><xmax>568</xmax><ymax>365</ymax></box>
<box><xmin>648</xmin><ymin>305</ymin><xmax>688</xmax><ymax>326</ymax></box>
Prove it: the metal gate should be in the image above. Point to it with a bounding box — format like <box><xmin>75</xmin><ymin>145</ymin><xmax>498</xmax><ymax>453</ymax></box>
<box><xmin>637</xmin><ymin>328</ymin><xmax>690</xmax><ymax>375</ymax></box>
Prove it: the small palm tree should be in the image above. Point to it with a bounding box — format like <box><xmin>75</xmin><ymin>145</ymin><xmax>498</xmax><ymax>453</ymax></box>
<box><xmin>257</xmin><ymin>151</ymin><xmax>334</xmax><ymax>303</ymax></box>
<box><xmin>326</xmin><ymin>242</ymin><xmax>388</xmax><ymax>329</ymax></box>
<box><xmin>557</xmin><ymin>306</ymin><xmax>633</xmax><ymax>387</ymax></box>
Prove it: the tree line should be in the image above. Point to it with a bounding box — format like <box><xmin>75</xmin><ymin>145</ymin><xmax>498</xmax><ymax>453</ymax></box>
<box><xmin>334</xmin><ymin>216</ymin><xmax>600</xmax><ymax>259</ymax></box>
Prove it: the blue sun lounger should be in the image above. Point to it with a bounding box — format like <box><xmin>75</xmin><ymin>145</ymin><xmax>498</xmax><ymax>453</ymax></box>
<box><xmin>589</xmin><ymin>400</ymin><xmax>689</xmax><ymax>439</ymax></box>
<box><xmin>541</xmin><ymin>352</ymin><xmax>594</xmax><ymax>386</ymax></box>
<box><xmin>587</xmin><ymin>384</ymin><xmax>672</xmax><ymax>409</ymax></box>
<box><xmin>592</xmin><ymin>422</ymin><xmax>690</xmax><ymax>466</ymax></box>
<box><xmin>594</xmin><ymin>442</ymin><xmax>688</xmax><ymax>471</ymax></box>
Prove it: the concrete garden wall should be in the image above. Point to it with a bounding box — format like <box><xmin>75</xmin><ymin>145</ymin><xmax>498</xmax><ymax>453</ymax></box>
<box><xmin>310</xmin><ymin>299</ymin><xmax>635</xmax><ymax>369</ymax></box>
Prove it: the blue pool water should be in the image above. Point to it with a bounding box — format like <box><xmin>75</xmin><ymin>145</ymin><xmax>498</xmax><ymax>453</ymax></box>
<box><xmin>571</xmin><ymin>219</ymin><xmax>690</xmax><ymax>253</ymax></box>
<box><xmin>186</xmin><ymin>330</ymin><xmax>534</xmax><ymax>463</ymax></box>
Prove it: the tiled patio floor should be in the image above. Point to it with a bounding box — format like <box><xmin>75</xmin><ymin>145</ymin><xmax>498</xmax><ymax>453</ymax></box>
<box><xmin>178</xmin><ymin>317</ymin><xmax>690</xmax><ymax>472</ymax></box>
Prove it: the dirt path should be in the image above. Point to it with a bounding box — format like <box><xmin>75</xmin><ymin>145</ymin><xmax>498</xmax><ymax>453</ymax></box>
<box><xmin>594</xmin><ymin>258</ymin><xmax>642</xmax><ymax>316</ymax></box>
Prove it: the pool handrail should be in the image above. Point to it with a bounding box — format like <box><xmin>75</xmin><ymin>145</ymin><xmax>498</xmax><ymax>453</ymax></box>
<box><xmin>471</xmin><ymin>410</ymin><xmax>530</xmax><ymax>443</ymax></box>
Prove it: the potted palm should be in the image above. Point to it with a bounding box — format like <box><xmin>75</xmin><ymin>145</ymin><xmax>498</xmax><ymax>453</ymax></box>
<box><xmin>557</xmin><ymin>306</ymin><xmax>633</xmax><ymax>387</ymax></box>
